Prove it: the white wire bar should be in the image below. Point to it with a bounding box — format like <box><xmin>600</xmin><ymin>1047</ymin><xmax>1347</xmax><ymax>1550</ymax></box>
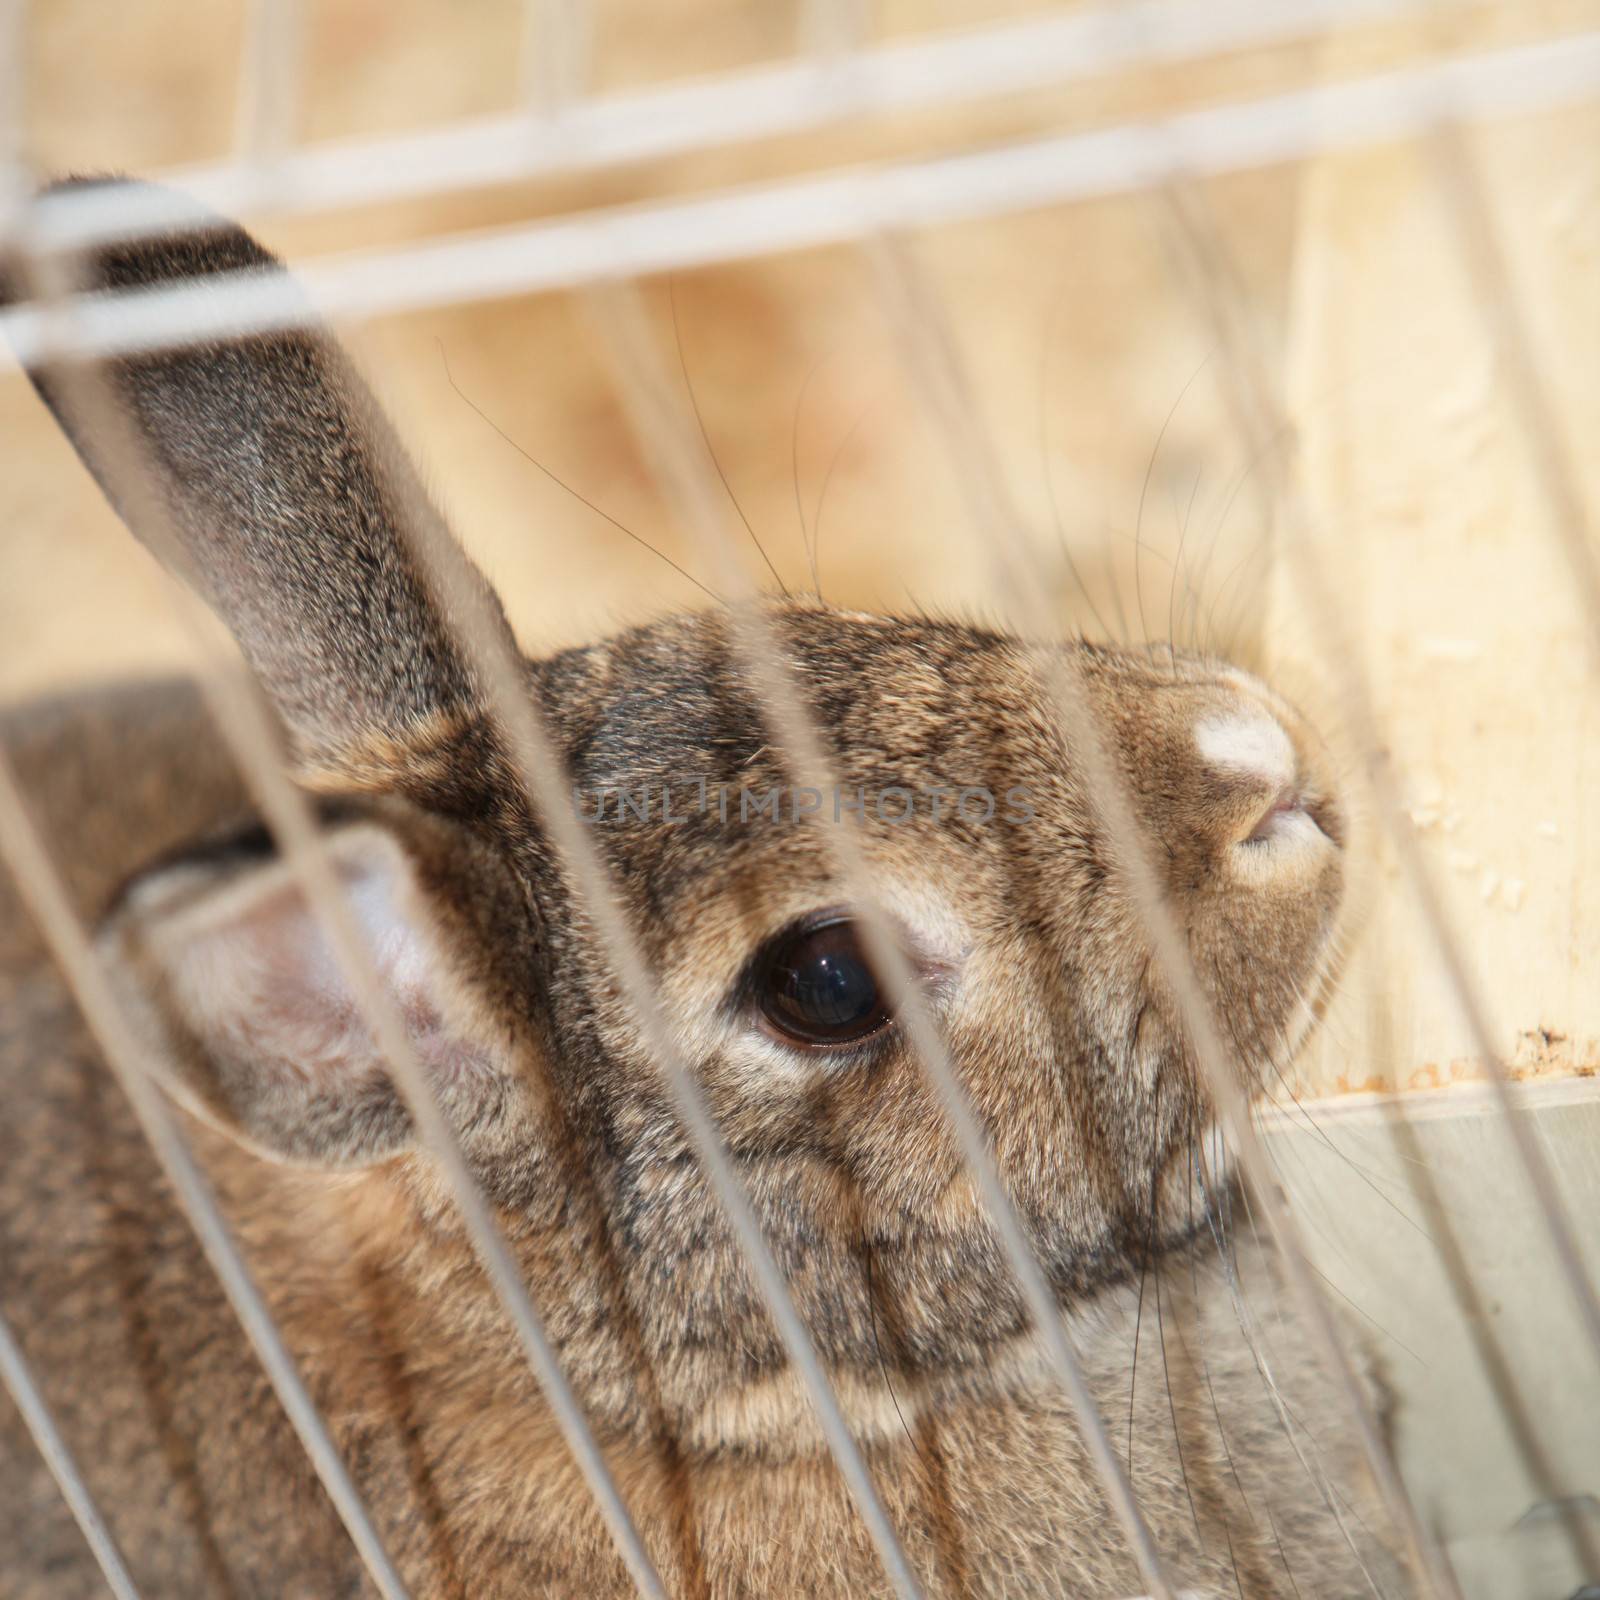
<box><xmin>13</xmin><ymin>228</ymin><xmax>903</xmax><ymax>1600</ymax></box>
<box><xmin>179</xmin><ymin>659</ymin><xmax>673</xmax><ymax>1600</ymax></box>
<box><xmin>798</xmin><ymin>0</ymin><xmax>869</xmax><ymax>62</ymax></box>
<box><xmin>14</xmin><ymin>250</ymin><xmax>669</xmax><ymax>1600</ymax></box>
<box><xmin>520</xmin><ymin>0</ymin><xmax>590</xmax><ymax>116</ymax></box>
<box><xmin>865</xmin><ymin>232</ymin><xmax>1463</xmax><ymax>1600</ymax></box>
<box><xmin>334</xmin><ymin>342</ymin><xmax>932</xmax><ymax>1600</ymax></box>
<box><xmin>0</xmin><ymin>748</ymin><xmax>412</xmax><ymax>1600</ymax></box>
<box><xmin>0</xmin><ymin>1302</ymin><xmax>142</xmax><ymax>1600</ymax></box>
<box><xmin>0</xmin><ymin>0</ymin><xmax>24</xmax><ymax>233</ymax></box>
<box><xmin>1151</xmin><ymin>84</ymin><xmax>1600</xmax><ymax>1565</ymax></box>
<box><xmin>3</xmin><ymin>29</ymin><xmax>1598</xmax><ymax>370</ymax></box>
<box><xmin>234</xmin><ymin>0</ymin><xmax>302</xmax><ymax>169</ymax></box>
<box><xmin>585</xmin><ymin>280</ymin><xmax>1183</xmax><ymax>1598</ymax></box>
<box><xmin>7</xmin><ymin>140</ymin><xmax>934</xmax><ymax>1597</ymax></box>
<box><xmin>1153</xmin><ymin>154</ymin><xmax>1600</xmax><ymax>1373</ymax></box>
<box><xmin>3</xmin><ymin>11</ymin><xmax>1594</xmax><ymax>1599</ymax></box>
<box><xmin>14</xmin><ymin>0</ymin><xmax>1494</xmax><ymax>254</ymax></box>
<box><xmin>0</xmin><ymin>0</ymin><xmax>17</xmax><ymax>144</ymax></box>
<box><xmin>1429</xmin><ymin>123</ymin><xmax>1600</xmax><ymax>677</ymax></box>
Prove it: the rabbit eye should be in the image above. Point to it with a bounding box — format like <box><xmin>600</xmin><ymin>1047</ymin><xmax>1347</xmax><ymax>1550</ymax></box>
<box><xmin>756</xmin><ymin>917</ymin><xmax>890</xmax><ymax>1049</ymax></box>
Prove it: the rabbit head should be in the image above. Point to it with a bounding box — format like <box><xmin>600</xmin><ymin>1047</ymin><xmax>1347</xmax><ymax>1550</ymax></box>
<box><xmin>9</xmin><ymin>178</ymin><xmax>1347</xmax><ymax>1455</ymax></box>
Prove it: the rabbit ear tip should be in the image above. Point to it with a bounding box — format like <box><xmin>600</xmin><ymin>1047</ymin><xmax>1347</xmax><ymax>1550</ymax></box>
<box><xmin>42</xmin><ymin>172</ymin><xmax>135</xmax><ymax>191</ymax></box>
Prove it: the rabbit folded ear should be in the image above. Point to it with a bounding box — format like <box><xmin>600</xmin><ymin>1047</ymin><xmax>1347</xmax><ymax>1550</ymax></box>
<box><xmin>4</xmin><ymin>176</ymin><xmax>513</xmax><ymax>771</ymax></box>
<box><xmin>102</xmin><ymin>814</ymin><xmax>517</xmax><ymax>1168</ymax></box>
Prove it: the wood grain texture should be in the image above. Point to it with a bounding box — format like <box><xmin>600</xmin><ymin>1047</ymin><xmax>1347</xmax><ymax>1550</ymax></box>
<box><xmin>1280</xmin><ymin>82</ymin><xmax>1600</xmax><ymax>1096</ymax></box>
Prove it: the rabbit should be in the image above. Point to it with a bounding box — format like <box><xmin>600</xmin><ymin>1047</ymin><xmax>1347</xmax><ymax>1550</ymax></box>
<box><xmin>0</xmin><ymin>177</ymin><xmax>1412</xmax><ymax>1599</ymax></box>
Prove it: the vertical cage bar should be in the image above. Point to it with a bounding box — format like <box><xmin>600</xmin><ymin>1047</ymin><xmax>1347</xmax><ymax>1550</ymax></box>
<box><xmin>0</xmin><ymin>748</ymin><xmax>413</xmax><ymax>1600</ymax></box>
<box><xmin>2</xmin><ymin>10</ymin><xmax>1596</xmax><ymax>1598</ymax></box>
<box><xmin>1154</xmin><ymin>160</ymin><xmax>1600</xmax><ymax>1372</ymax></box>
<box><xmin>798</xmin><ymin>0</ymin><xmax>868</xmax><ymax>63</ymax></box>
<box><xmin>520</xmin><ymin>0</ymin><xmax>589</xmax><ymax>117</ymax></box>
<box><xmin>1428</xmin><ymin>123</ymin><xmax>1600</xmax><ymax>676</ymax></box>
<box><xmin>861</xmin><ymin>231</ymin><xmax>1462</xmax><ymax>1600</ymax></box>
<box><xmin>584</xmin><ymin>278</ymin><xmax>1181</xmax><ymax>1600</ymax></box>
<box><xmin>8</xmin><ymin>157</ymin><xmax>930</xmax><ymax>1587</ymax></box>
<box><xmin>0</xmin><ymin>0</ymin><xmax>23</xmax><ymax>218</ymax></box>
<box><xmin>179</xmin><ymin>660</ymin><xmax>671</xmax><ymax>1600</ymax></box>
<box><xmin>234</xmin><ymin>0</ymin><xmax>302</xmax><ymax>170</ymax></box>
<box><xmin>17</xmin><ymin>242</ymin><xmax>669</xmax><ymax>1600</ymax></box>
<box><xmin>0</xmin><ymin>1303</ymin><xmax>142</xmax><ymax>1600</ymax></box>
<box><xmin>335</xmin><ymin>330</ymin><xmax>930</xmax><ymax>1600</ymax></box>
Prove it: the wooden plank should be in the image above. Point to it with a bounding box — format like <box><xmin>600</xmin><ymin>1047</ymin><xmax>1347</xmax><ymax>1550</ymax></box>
<box><xmin>1280</xmin><ymin>87</ymin><xmax>1600</xmax><ymax>1098</ymax></box>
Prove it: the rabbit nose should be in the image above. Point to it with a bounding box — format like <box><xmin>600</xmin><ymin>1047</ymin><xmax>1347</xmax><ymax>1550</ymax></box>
<box><xmin>1194</xmin><ymin>710</ymin><xmax>1295</xmax><ymax>790</ymax></box>
<box><xmin>1192</xmin><ymin>705</ymin><xmax>1336</xmax><ymax>850</ymax></box>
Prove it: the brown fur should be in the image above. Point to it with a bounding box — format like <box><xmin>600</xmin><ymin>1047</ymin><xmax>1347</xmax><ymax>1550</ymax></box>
<box><xmin>0</xmin><ymin>180</ymin><xmax>1410</xmax><ymax>1597</ymax></box>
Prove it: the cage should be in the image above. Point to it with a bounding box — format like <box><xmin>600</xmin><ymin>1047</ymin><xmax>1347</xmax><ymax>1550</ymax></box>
<box><xmin>0</xmin><ymin>2</ymin><xmax>1597</xmax><ymax>1598</ymax></box>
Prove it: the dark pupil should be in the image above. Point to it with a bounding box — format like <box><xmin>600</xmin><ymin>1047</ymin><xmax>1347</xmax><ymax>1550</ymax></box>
<box><xmin>763</xmin><ymin>921</ymin><xmax>886</xmax><ymax>1045</ymax></box>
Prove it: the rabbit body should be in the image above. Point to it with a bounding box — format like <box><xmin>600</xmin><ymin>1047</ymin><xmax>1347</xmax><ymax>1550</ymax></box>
<box><xmin>0</xmin><ymin>182</ymin><xmax>1410</xmax><ymax>1599</ymax></box>
<box><xmin>1</xmin><ymin>667</ymin><xmax>1404</xmax><ymax>1600</ymax></box>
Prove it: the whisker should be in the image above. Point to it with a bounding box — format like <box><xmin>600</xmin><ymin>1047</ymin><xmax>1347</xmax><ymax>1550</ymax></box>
<box><xmin>1037</xmin><ymin>284</ymin><xmax>1115</xmax><ymax>642</ymax></box>
<box><xmin>1179</xmin><ymin>1147</ymin><xmax>1308</xmax><ymax>1599</ymax></box>
<box><xmin>863</xmin><ymin>1239</ymin><xmax>922</xmax><ymax>1464</ymax></box>
<box><xmin>810</xmin><ymin>400</ymin><xmax>874</xmax><ymax>596</ymax></box>
<box><xmin>1249</xmin><ymin>1005</ymin><xmax>1436</xmax><ymax>1249</ymax></box>
<box><xmin>790</xmin><ymin>351</ymin><xmax>831</xmax><ymax>594</ymax></box>
<box><xmin>1152</xmin><ymin>1260</ymin><xmax>1202</xmax><ymax>1548</ymax></box>
<box><xmin>1197</xmin><ymin>1156</ymin><xmax>1392</xmax><ymax>1600</ymax></box>
<box><xmin>1134</xmin><ymin>359</ymin><xmax>1208</xmax><ymax>648</ymax></box>
<box><xmin>1261</xmin><ymin>1501</ymin><xmax>1305</xmax><ymax>1600</ymax></box>
<box><xmin>1128</xmin><ymin>1228</ymin><xmax>1153</xmax><ymax>1474</ymax></box>
<box><xmin>1127</xmin><ymin>1041</ymin><xmax>1166</xmax><ymax>1478</ymax></box>
<box><xmin>1219</xmin><ymin>1517</ymin><xmax>1246</xmax><ymax>1600</ymax></box>
<box><xmin>1168</xmin><ymin>462</ymin><xmax>1204</xmax><ymax>663</ymax></box>
<box><xmin>437</xmin><ymin>341</ymin><xmax>722</xmax><ymax>605</ymax></box>
<box><xmin>669</xmin><ymin>278</ymin><xmax>789</xmax><ymax>597</ymax></box>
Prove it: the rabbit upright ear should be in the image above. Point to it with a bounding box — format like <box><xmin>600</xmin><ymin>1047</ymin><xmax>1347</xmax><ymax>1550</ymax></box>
<box><xmin>102</xmin><ymin>811</ymin><xmax>520</xmax><ymax>1168</ymax></box>
<box><xmin>5</xmin><ymin>176</ymin><xmax>513</xmax><ymax>770</ymax></box>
